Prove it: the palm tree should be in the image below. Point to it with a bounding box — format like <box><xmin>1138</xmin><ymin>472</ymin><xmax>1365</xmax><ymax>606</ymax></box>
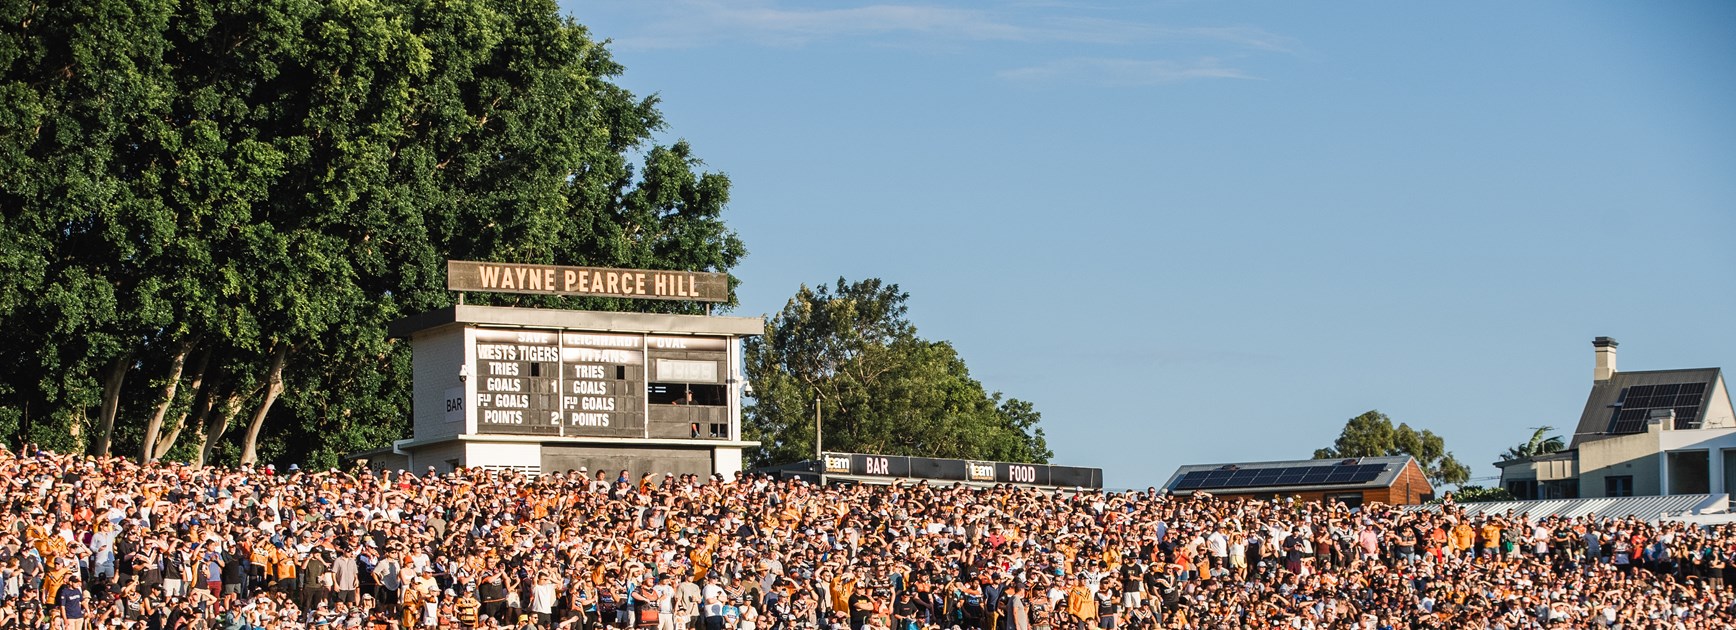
<box><xmin>1501</xmin><ymin>426</ymin><xmax>1566</xmax><ymax>462</ymax></box>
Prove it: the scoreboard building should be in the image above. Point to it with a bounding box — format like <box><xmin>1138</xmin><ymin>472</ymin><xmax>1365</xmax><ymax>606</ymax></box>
<box><xmin>378</xmin><ymin>261</ymin><xmax>762</xmax><ymax>477</ymax></box>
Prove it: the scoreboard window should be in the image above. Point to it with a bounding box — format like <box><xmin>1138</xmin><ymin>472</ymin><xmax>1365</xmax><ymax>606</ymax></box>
<box><xmin>649</xmin><ymin>382</ymin><xmax>726</xmax><ymax>406</ymax></box>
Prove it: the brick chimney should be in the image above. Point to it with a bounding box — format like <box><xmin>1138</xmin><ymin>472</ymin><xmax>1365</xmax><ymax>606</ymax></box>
<box><xmin>1593</xmin><ymin>336</ymin><xmax>1618</xmax><ymax>382</ymax></box>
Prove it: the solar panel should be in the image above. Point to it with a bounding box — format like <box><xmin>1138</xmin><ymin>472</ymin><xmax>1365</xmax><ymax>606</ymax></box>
<box><xmin>1607</xmin><ymin>382</ymin><xmax>1708</xmax><ymax>434</ymax></box>
<box><xmin>1348</xmin><ymin>464</ymin><xmax>1387</xmax><ymax>483</ymax></box>
<box><xmin>1171</xmin><ymin>463</ymin><xmax>1392</xmax><ymax>492</ymax></box>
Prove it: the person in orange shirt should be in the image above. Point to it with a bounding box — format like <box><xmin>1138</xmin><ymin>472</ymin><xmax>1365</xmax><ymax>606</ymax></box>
<box><xmin>1064</xmin><ymin>575</ymin><xmax>1095</xmax><ymax>630</ymax></box>
<box><xmin>1478</xmin><ymin>520</ymin><xmax>1503</xmax><ymax>562</ymax></box>
<box><xmin>1419</xmin><ymin>524</ymin><xmax>1442</xmax><ymax>560</ymax></box>
<box><xmin>830</xmin><ymin>571</ymin><xmax>857</xmax><ymax>613</ymax></box>
<box><xmin>1451</xmin><ymin>522</ymin><xmax>1476</xmax><ymax>560</ymax></box>
<box><xmin>273</xmin><ymin>546</ymin><xmax>300</xmax><ymax>593</ymax></box>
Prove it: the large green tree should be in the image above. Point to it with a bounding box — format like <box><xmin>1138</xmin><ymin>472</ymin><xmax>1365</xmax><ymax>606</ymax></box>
<box><xmin>1313</xmin><ymin>410</ymin><xmax>1471</xmax><ymax>487</ymax></box>
<box><xmin>0</xmin><ymin>0</ymin><xmax>744</xmax><ymax>467</ymax></box>
<box><xmin>744</xmin><ymin>278</ymin><xmax>1050</xmax><ymax>467</ymax></box>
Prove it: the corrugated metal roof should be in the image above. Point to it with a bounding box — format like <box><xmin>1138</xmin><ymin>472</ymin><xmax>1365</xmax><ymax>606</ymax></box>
<box><xmin>1406</xmin><ymin>494</ymin><xmax>1728</xmax><ymax>523</ymax></box>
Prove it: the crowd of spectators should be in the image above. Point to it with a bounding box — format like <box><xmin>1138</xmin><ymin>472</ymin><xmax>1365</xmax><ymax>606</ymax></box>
<box><xmin>3</xmin><ymin>444</ymin><xmax>1735</xmax><ymax>630</ymax></box>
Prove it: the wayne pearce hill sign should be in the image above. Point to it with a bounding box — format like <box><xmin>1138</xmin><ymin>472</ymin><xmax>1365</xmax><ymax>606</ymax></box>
<box><xmin>448</xmin><ymin>260</ymin><xmax>729</xmax><ymax>303</ymax></box>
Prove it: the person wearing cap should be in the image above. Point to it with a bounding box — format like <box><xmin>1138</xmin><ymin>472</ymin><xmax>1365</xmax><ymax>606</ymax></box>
<box><xmin>701</xmin><ymin>594</ymin><xmax>727</xmax><ymax>630</ymax></box>
<box><xmin>53</xmin><ymin>573</ymin><xmax>87</xmax><ymax>630</ymax></box>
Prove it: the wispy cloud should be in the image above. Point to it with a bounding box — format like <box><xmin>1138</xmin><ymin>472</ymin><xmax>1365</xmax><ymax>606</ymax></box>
<box><xmin>595</xmin><ymin>1</ymin><xmax>1295</xmax><ymax>87</ymax></box>
<box><xmin>997</xmin><ymin>57</ymin><xmax>1258</xmax><ymax>86</ymax></box>
<box><xmin>611</xmin><ymin>3</ymin><xmax>1012</xmax><ymax>49</ymax></box>
<box><xmin>610</xmin><ymin>1</ymin><xmax>1296</xmax><ymax>53</ymax></box>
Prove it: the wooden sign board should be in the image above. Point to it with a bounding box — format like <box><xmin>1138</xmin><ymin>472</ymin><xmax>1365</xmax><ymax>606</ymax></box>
<box><xmin>448</xmin><ymin>260</ymin><xmax>728</xmax><ymax>303</ymax></box>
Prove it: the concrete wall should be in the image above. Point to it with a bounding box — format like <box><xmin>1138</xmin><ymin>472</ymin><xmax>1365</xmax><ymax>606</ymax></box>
<box><xmin>406</xmin><ymin>440</ymin><xmax>465</xmax><ymax>475</ymax></box>
<box><xmin>539</xmin><ymin>443</ymin><xmax>715</xmax><ymax>479</ymax></box>
<box><xmin>1497</xmin><ymin>456</ymin><xmax>1575</xmax><ymax>488</ymax></box>
<box><xmin>715</xmin><ymin>447</ymin><xmax>744</xmax><ymax>477</ymax></box>
<box><xmin>1707</xmin><ymin>378</ymin><xmax>1736</xmax><ymax>429</ymax></box>
<box><xmin>1536</xmin><ymin>456</ymin><xmax>1578</xmax><ymax>481</ymax></box>
<box><xmin>464</xmin><ymin>441</ymin><xmax>543</xmax><ymax>475</ymax></box>
<box><xmin>1577</xmin><ymin>434</ymin><xmax>1662</xmax><ymax>497</ymax></box>
<box><xmin>411</xmin><ymin>326</ymin><xmax>469</xmax><ymax>443</ymax></box>
<box><xmin>728</xmin><ymin>338</ymin><xmax>743</xmax><ymax>442</ymax></box>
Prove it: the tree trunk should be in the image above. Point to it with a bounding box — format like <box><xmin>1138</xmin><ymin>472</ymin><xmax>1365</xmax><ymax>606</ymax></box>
<box><xmin>140</xmin><ymin>341</ymin><xmax>193</xmax><ymax>462</ymax></box>
<box><xmin>197</xmin><ymin>385</ymin><xmax>248</xmax><ymax>468</ymax></box>
<box><xmin>239</xmin><ymin>344</ymin><xmax>289</xmax><ymax>466</ymax></box>
<box><xmin>153</xmin><ymin>354</ymin><xmax>212</xmax><ymax>461</ymax></box>
<box><xmin>92</xmin><ymin>353</ymin><xmax>132</xmax><ymax>457</ymax></box>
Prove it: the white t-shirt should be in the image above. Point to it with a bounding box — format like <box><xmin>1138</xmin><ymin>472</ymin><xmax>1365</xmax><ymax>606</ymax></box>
<box><xmin>657</xmin><ymin>584</ymin><xmax>676</xmax><ymax>613</ymax></box>
<box><xmin>531</xmin><ymin>582</ymin><xmax>559</xmax><ymax>614</ymax></box>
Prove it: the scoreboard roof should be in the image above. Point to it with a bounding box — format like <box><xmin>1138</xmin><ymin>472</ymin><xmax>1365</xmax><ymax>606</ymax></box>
<box><xmin>389</xmin><ymin>305</ymin><xmax>765</xmax><ymax>339</ymax></box>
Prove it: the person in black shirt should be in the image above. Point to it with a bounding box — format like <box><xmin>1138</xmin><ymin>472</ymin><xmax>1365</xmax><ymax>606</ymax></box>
<box><xmin>56</xmin><ymin>574</ymin><xmax>87</xmax><ymax>630</ymax></box>
<box><xmin>982</xmin><ymin>576</ymin><xmax>1004</xmax><ymax>630</ymax></box>
<box><xmin>480</xmin><ymin>570</ymin><xmax>509</xmax><ymax>624</ymax></box>
<box><xmin>848</xmin><ymin>590</ymin><xmax>874</xmax><ymax>630</ymax></box>
<box><xmin>892</xmin><ymin>592</ymin><xmax>917</xmax><ymax>630</ymax></box>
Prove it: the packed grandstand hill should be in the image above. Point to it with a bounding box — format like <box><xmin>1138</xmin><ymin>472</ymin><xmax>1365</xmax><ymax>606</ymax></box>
<box><xmin>4</xmin><ymin>445</ymin><xmax>1736</xmax><ymax>629</ymax></box>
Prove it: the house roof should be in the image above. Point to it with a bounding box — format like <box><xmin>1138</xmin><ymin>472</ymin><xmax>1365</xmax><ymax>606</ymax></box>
<box><xmin>1161</xmin><ymin>455</ymin><xmax>1422</xmax><ymax>496</ymax></box>
<box><xmin>1571</xmin><ymin>368</ymin><xmax>1724</xmax><ymax>447</ymax></box>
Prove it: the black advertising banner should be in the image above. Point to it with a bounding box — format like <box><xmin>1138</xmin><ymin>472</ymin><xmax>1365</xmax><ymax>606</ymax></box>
<box><xmin>818</xmin><ymin>452</ymin><xmax>1102</xmax><ymax>488</ymax></box>
<box><xmin>1048</xmin><ymin>466</ymin><xmax>1100</xmax><ymax>489</ymax></box>
<box><xmin>997</xmin><ymin>462</ymin><xmax>1050</xmax><ymax>486</ymax></box>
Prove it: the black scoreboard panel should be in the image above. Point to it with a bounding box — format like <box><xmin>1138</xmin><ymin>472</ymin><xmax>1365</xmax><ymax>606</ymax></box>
<box><xmin>559</xmin><ymin>332</ymin><xmax>645</xmax><ymax>438</ymax></box>
<box><xmin>472</xmin><ymin>328</ymin><xmax>647</xmax><ymax>438</ymax></box>
<box><xmin>474</xmin><ymin>329</ymin><xmax>564</xmax><ymax>435</ymax></box>
<box><xmin>819</xmin><ymin>452</ymin><xmax>1103</xmax><ymax>489</ymax></box>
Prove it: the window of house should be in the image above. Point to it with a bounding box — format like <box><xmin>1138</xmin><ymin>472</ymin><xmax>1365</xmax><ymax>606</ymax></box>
<box><xmin>648</xmin><ymin>382</ymin><xmax>726</xmax><ymax>406</ymax></box>
<box><xmin>1605</xmin><ymin>475</ymin><xmax>1634</xmax><ymax>497</ymax></box>
<box><xmin>1326</xmin><ymin>493</ymin><xmax>1364</xmax><ymax>510</ymax></box>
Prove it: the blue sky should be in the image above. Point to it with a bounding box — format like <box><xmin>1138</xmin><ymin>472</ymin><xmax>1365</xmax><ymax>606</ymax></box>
<box><xmin>559</xmin><ymin>0</ymin><xmax>1736</xmax><ymax>488</ymax></box>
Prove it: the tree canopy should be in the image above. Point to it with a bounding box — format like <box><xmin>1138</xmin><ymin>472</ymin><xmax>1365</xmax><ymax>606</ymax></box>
<box><xmin>743</xmin><ymin>278</ymin><xmax>1050</xmax><ymax>467</ymax></box>
<box><xmin>1500</xmin><ymin>426</ymin><xmax>1566</xmax><ymax>462</ymax></box>
<box><xmin>1313</xmin><ymin>410</ymin><xmax>1471</xmax><ymax>487</ymax></box>
<box><xmin>0</xmin><ymin>0</ymin><xmax>744</xmax><ymax>467</ymax></box>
